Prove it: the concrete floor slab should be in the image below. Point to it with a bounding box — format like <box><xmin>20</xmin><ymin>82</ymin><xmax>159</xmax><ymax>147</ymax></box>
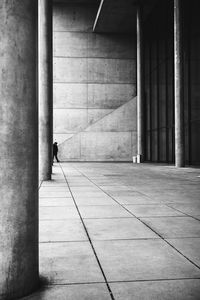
<box><xmin>21</xmin><ymin>284</ymin><xmax>111</xmax><ymax>300</ymax></box>
<box><xmin>100</xmin><ymin>185</ymin><xmax>136</xmax><ymax>191</ymax></box>
<box><xmin>39</xmin><ymin>219</ymin><xmax>87</xmax><ymax>242</ymax></box>
<box><xmin>68</xmin><ymin>182</ymin><xmax>96</xmax><ymax>186</ymax></box>
<box><xmin>39</xmin><ymin>187</ymin><xmax>70</xmax><ymax>192</ymax></box>
<box><xmin>113</xmin><ymin>195</ymin><xmax>161</xmax><ymax>205</ymax></box>
<box><xmin>167</xmin><ymin>203</ymin><xmax>200</xmax><ymax>217</ymax></box>
<box><xmin>39</xmin><ymin>191</ymin><xmax>71</xmax><ymax>198</ymax></box>
<box><xmin>110</xmin><ymin>279</ymin><xmax>200</xmax><ymax>300</ymax></box>
<box><xmin>74</xmin><ymin>196</ymin><xmax>118</xmax><ymax>206</ymax></box>
<box><xmin>84</xmin><ymin>218</ymin><xmax>158</xmax><ymax>240</ymax></box>
<box><xmin>144</xmin><ymin>193</ymin><xmax>200</xmax><ymax>204</ymax></box>
<box><xmin>107</xmin><ymin>190</ymin><xmax>150</xmax><ymax>197</ymax></box>
<box><xmin>167</xmin><ymin>238</ymin><xmax>200</xmax><ymax>267</ymax></box>
<box><xmin>39</xmin><ymin>197</ymin><xmax>75</xmax><ymax>207</ymax></box>
<box><xmin>70</xmin><ymin>187</ymin><xmax>100</xmax><ymax>192</ymax></box>
<box><xmin>125</xmin><ymin>204</ymin><xmax>184</xmax><ymax>217</ymax></box>
<box><xmin>41</xmin><ymin>182</ymin><xmax>67</xmax><ymax>187</ymax></box>
<box><xmin>40</xmin><ymin>242</ymin><xmax>105</xmax><ymax>284</ymax></box>
<box><xmin>36</xmin><ymin>162</ymin><xmax>200</xmax><ymax>299</ymax></box>
<box><xmin>93</xmin><ymin>239</ymin><xmax>200</xmax><ymax>281</ymax></box>
<box><xmin>141</xmin><ymin>217</ymin><xmax>200</xmax><ymax>238</ymax></box>
<box><xmin>72</xmin><ymin>191</ymin><xmax>109</xmax><ymax>198</ymax></box>
<box><xmin>79</xmin><ymin>205</ymin><xmax>132</xmax><ymax>219</ymax></box>
<box><xmin>39</xmin><ymin>206</ymin><xmax>79</xmax><ymax>220</ymax></box>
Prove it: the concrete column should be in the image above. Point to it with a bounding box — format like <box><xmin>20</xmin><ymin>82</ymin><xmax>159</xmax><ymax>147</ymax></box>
<box><xmin>136</xmin><ymin>5</ymin><xmax>145</xmax><ymax>163</ymax></box>
<box><xmin>0</xmin><ymin>1</ymin><xmax>39</xmax><ymax>300</ymax></box>
<box><xmin>174</xmin><ymin>0</ymin><xmax>185</xmax><ymax>167</ymax></box>
<box><xmin>39</xmin><ymin>0</ymin><xmax>53</xmax><ymax>180</ymax></box>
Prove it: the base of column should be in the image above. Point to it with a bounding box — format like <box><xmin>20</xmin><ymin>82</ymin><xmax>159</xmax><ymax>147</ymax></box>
<box><xmin>132</xmin><ymin>155</ymin><xmax>144</xmax><ymax>164</ymax></box>
<box><xmin>0</xmin><ymin>274</ymin><xmax>39</xmax><ymax>300</ymax></box>
<box><xmin>40</xmin><ymin>173</ymin><xmax>52</xmax><ymax>181</ymax></box>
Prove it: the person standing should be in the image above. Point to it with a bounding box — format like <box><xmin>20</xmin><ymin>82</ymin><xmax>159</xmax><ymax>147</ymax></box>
<box><xmin>53</xmin><ymin>142</ymin><xmax>60</xmax><ymax>163</ymax></box>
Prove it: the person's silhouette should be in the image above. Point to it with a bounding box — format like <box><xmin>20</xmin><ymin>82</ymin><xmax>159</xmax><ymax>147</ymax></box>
<box><xmin>53</xmin><ymin>142</ymin><xmax>60</xmax><ymax>163</ymax></box>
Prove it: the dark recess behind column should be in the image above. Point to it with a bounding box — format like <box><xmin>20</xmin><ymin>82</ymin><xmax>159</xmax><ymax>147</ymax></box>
<box><xmin>143</xmin><ymin>0</ymin><xmax>200</xmax><ymax>165</ymax></box>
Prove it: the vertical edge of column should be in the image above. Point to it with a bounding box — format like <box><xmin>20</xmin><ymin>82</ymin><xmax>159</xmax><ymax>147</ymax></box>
<box><xmin>174</xmin><ymin>0</ymin><xmax>185</xmax><ymax>167</ymax></box>
<box><xmin>136</xmin><ymin>4</ymin><xmax>145</xmax><ymax>164</ymax></box>
<box><xmin>39</xmin><ymin>0</ymin><xmax>53</xmax><ymax>180</ymax></box>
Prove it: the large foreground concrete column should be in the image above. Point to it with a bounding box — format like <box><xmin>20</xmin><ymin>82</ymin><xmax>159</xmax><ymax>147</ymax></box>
<box><xmin>39</xmin><ymin>0</ymin><xmax>53</xmax><ymax>180</ymax></box>
<box><xmin>174</xmin><ymin>0</ymin><xmax>185</xmax><ymax>167</ymax></box>
<box><xmin>136</xmin><ymin>5</ymin><xmax>145</xmax><ymax>163</ymax></box>
<box><xmin>0</xmin><ymin>1</ymin><xmax>39</xmax><ymax>299</ymax></box>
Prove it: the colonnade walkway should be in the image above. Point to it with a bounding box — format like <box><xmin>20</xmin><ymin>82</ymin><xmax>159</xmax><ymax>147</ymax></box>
<box><xmin>24</xmin><ymin>163</ymin><xmax>200</xmax><ymax>299</ymax></box>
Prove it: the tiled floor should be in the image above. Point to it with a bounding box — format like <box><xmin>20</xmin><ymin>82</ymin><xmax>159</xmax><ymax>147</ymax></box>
<box><xmin>23</xmin><ymin>162</ymin><xmax>200</xmax><ymax>299</ymax></box>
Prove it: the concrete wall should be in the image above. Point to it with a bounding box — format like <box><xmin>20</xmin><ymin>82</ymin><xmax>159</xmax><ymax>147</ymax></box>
<box><xmin>53</xmin><ymin>3</ymin><xmax>137</xmax><ymax>161</ymax></box>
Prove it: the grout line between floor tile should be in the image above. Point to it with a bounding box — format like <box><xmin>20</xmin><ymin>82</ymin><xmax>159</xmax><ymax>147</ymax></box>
<box><xmin>166</xmin><ymin>204</ymin><xmax>200</xmax><ymax>222</ymax></box>
<box><xmin>72</xmin><ymin>165</ymin><xmax>200</xmax><ymax>273</ymax></box>
<box><xmin>36</xmin><ymin>277</ymin><xmax>200</xmax><ymax>288</ymax></box>
<box><xmin>59</xmin><ymin>163</ymin><xmax>115</xmax><ymax>300</ymax></box>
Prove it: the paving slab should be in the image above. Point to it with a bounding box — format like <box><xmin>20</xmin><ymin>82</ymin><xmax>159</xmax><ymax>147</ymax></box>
<box><xmin>39</xmin><ymin>206</ymin><xmax>79</xmax><ymax>220</ymax></box>
<box><xmin>72</xmin><ymin>191</ymin><xmax>108</xmax><ymax>198</ymax></box>
<box><xmin>68</xmin><ymin>182</ymin><xmax>96</xmax><ymax>186</ymax></box>
<box><xmin>100</xmin><ymin>186</ymin><xmax>136</xmax><ymax>191</ymax></box>
<box><xmin>107</xmin><ymin>191</ymin><xmax>150</xmax><ymax>197</ymax></box>
<box><xmin>41</xmin><ymin>182</ymin><xmax>67</xmax><ymax>187</ymax></box>
<box><xmin>110</xmin><ymin>279</ymin><xmax>200</xmax><ymax>300</ymax></box>
<box><xmin>39</xmin><ymin>191</ymin><xmax>71</xmax><ymax>198</ymax></box>
<box><xmin>39</xmin><ymin>219</ymin><xmax>87</xmax><ymax>242</ymax></box>
<box><xmin>70</xmin><ymin>187</ymin><xmax>101</xmax><ymax>192</ymax></box>
<box><xmin>93</xmin><ymin>239</ymin><xmax>200</xmax><ymax>281</ymax></box>
<box><xmin>141</xmin><ymin>217</ymin><xmax>200</xmax><ymax>238</ymax></box>
<box><xmin>21</xmin><ymin>284</ymin><xmax>111</xmax><ymax>300</ymax></box>
<box><xmin>113</xmin><ymin>196</ymin><xmax>161</xmax><ymax>205</ymax></box>
<box><xmin>39</xmin><ymin>197</ymin><xmax>75</xmax><ymax>207</ymax></box>
<box><xmin>74</xmin><ymin>196</ymin><xmax>118</xmax><ymax>206</ymax></box>
<box><xmin>167</xmin><ymin>203</ymin><xmax>200</xmax><ymax>217</ymax></box>
<box><xmin>39</xmin><ymin>187</ymin><xmax>70</xmax><ymax>192</ymax></box>
<box><xmin>125</xmin><ymin>204</ymin><xmax>184</xmax><ymax>217</ymax></box>
<box><xmin>40</xmin><ymin>242</ymin><xmax>104</xmax><ymax>284</ymax></box>
<box><xmin>79</xmin><ymin>205</ymin><xmax>132</xmax><ymax>219</ymax></box>
<box><xmin>167</xmin><ymin>238</ymin><xmax>200</xmax><ymax>267</ymax></box>
<box><xmin>84</xmin><ymin>218</ymin><xmax>158</xmax><ymax>240</ymax></box>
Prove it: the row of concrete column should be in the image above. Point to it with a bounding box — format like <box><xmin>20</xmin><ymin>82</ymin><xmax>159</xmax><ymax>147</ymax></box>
<box><xmin>137</xmin><ymin>0</ymin><xmax>185</xmax><ymax>167</ymax></box>
<box><xmin>0</xmin><ymin>0</ymin><xmax>184</xmax><ymax>299</ymax></box>
<box><xmin>0</xmin><ymin>0</ymin><xmax>52</xmax><ymax>299</ymax></box>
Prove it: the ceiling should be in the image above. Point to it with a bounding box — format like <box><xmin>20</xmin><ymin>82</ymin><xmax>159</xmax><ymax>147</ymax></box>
<box><xmin>53</xmin><ymin>0</ymin><xmax>157</xmax><ymax>33</ymax></box>
<box><xmin>93</xmin><ymin>0</ymin><xmax>157</xmax><ymax>33</ymax></box>
<box><xmin>93</xmin><ymin>0</ymin><xmax>137</xmax><ymax>33</ymax></box>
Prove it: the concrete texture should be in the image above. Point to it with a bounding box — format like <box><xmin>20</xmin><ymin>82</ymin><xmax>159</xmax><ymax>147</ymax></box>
<box><xmin>54</xmin><ymin>32</ymin><xmax>136</xmax><ymax>58</ymax></box>
<box><xmin>57</xmin><ymin>98</ymin><xmax>137</xmax><ymax>161</ymax></box>
<box><xmin>85</xmin><ymin>97</ymin><xmax>137</xmax><ymax>131</ymax></box>
<box><xmin>40</xmin><ymin>242</ymin><xmax>105</xmax><ymax>284</ymax></box>
<box><xmin>22</xmin><ymin>162</ymin><xmax>200</xmax><ymax>299</ymax></box>
<box><xmin>39</xmin><ymin>0</ymin><xmax>53</xmax><ymax>180</ymax></box>
<box><xmin>21</xmin><ymin>284</ymin><xmax>111</xmax><ymax>300</ymax></box>
<box><xmin>53</xmin><ymin>3</ymin><xmax>136</xmax><ymax>161</ymax></box>
<box><xmin>174</xmin><ymin>0</ymin><xmax>185</xmax><ymax>167</ymax></box>
<box><xmin>110</xmin><ymin>280</ymin><xmax>200</xmax><ymax>300</ymax></box>
<box><xmin>0</xmin><ymin>1</ymin><xmax>39</xmax><ymax>299</ymax></box>
<box><xmin>136</xmin><ymin>6</ymin><xmax>145</xmax><ymax>162</ymax></box>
